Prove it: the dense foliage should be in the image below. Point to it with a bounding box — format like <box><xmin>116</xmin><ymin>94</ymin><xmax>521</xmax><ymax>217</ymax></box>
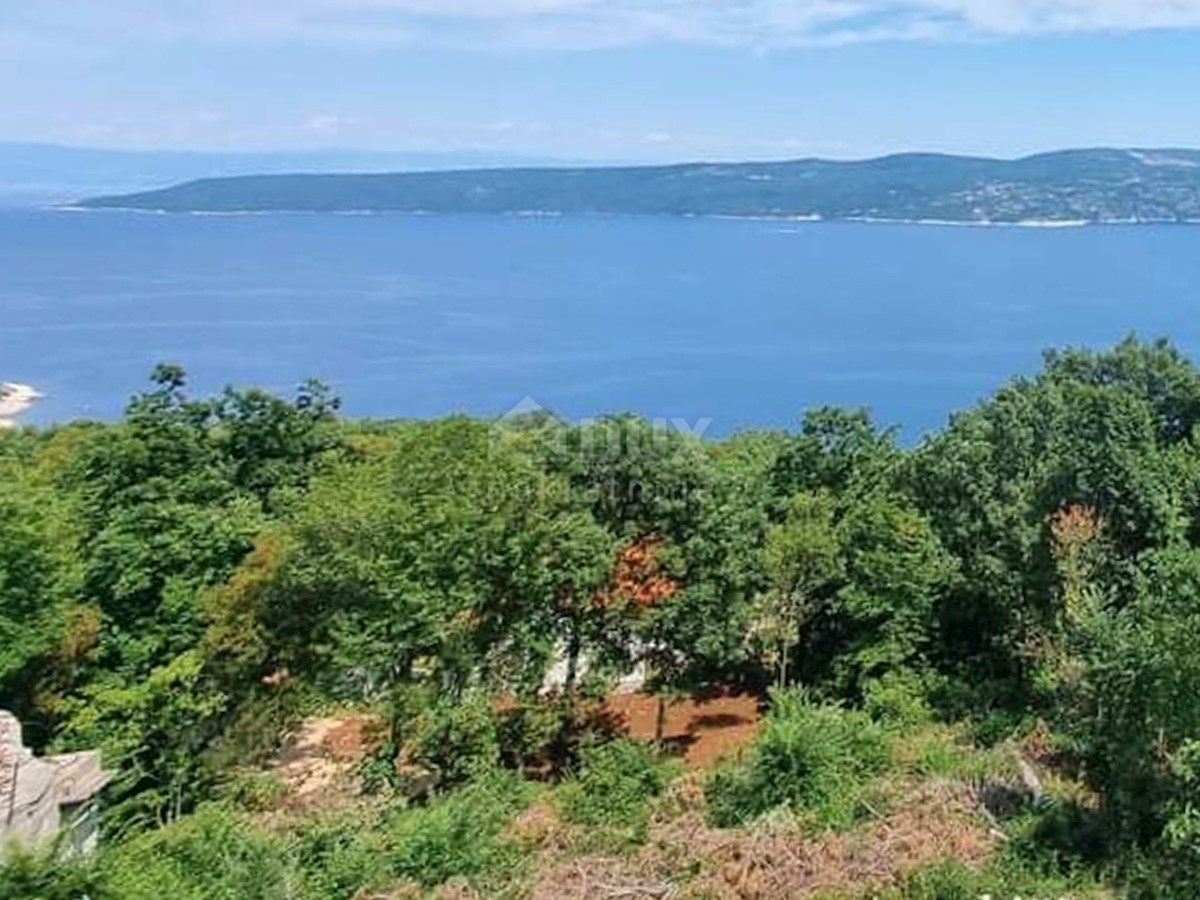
<box><xmin>705</xmin><ymin>690</ymin><xmax>890</xmax><ymax>830</ymax></box>
<box><xmin>9</xmin><ymin>337</ymin><xmax>1200</xmax><ymax>896</ymax></box>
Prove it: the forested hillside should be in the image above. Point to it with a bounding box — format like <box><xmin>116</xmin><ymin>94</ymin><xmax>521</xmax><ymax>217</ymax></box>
<box><xmin>82</xmin><ymin>148</ymin><xmax>1200</xmax><ymax>223</ymax></box>
<box><xmin>6</xmin><ymin>339</ymin><xmax>1200</xmax><ymax>897</ymax></box>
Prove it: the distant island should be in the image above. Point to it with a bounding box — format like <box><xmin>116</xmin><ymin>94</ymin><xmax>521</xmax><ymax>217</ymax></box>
<box><xmin>79</xmin><ymin>148</ymin><xmax>1200</xmax><ymax>224</ymax></box>
<box><xmin>0</xmin><ymin>141</ymin><xmax>579</xmax><ymax>206</ymax></box>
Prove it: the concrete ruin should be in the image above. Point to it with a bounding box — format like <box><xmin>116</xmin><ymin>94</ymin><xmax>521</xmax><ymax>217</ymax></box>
<box><xmin>1</xmin><ymin>711</ymin><xmax>109</xmax><ymax>858</ymax></box>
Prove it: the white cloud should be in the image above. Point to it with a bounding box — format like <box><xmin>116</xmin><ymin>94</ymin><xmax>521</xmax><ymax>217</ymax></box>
<box><xmin>12</xmin><ymin>0</ymin><xmax>1200</xmax><ymax>50</ymax></box>
<box><xmin>305</xmin><ymin>113</ymin><xmax>351</xmax><ymax>135</ymax></box>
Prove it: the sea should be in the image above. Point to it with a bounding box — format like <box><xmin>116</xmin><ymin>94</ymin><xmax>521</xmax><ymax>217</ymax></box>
<box><xmin>2</xmin><ymin>208</ymin><xmax>1199</xmax><ymax>440</ymax></box>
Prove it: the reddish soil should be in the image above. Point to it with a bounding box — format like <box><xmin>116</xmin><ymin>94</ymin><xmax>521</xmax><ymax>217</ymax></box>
<box><xmin>603</xmin><ymin>690</ymin><xmax>764</xmax><ymax>769</ymax></box>
<box><xmin>267</xmin><ymin>688</ymin><xmax>759</xmax><ymax>813</ymax></box>
<box><xmin>323</xmin><ymin>716</ymin><xmax>380</xmax><ymax>758</ymax></box>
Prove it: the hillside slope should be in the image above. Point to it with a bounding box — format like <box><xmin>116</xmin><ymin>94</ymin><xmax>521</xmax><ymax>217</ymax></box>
<box><xmin>81</xmin><ymin>148</ymin><xmax>1200</xmax><ymax>223</ymax></box>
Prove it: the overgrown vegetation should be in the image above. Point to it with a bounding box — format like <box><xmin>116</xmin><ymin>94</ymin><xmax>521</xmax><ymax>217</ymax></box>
<box><xmin>557</xmin><ymin>738</ymin><xmax>677</xmax><ymax>844</ymax></box>
<box><xmin>9</xmin><ymin>337</ymin><xmax>1200</xmax><ymax>896</ymax></box>
<box><xmin>705</xmin><ymin>690</ymin><xmax>890</xmax><ymax>830</ymax></box>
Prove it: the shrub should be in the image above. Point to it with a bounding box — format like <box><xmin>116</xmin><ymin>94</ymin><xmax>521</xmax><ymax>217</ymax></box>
<box><xmin>218</xmin><ymin>770</ymin><xmax>287</xmax><ymax>812</ymax></box>
<box><xmin>910</xmin><ymin>733</ymin><xmax>973</xmax><ymax>779</ymax></box>
<box><xmin>101</xmin><ymin>804</ymin><xmax>290</xmax><ymax>900</ymax></box>
<box><xmin>862</xmin><ymin>670</ymin><xmax>936</xmax><ymax>728</ymax></box>
<box><xmin>496</xmin><ymin>698</ymin><xmax>561</xmax><ymax>773</ymax></box>
<box><xmin>199</xmin><ymin>686</ymin><xmax>311</xmax><ymax>776</ymax></box>
<box><xmin>359</xmin><ymin>739</ymin><xmax>401</xmax><ymax>795</ymax></box>
<box><xmin>886</xmin><ymin>855</ymin><xmax>1105</xmax><ymax>900</ymax></box>
<box><xmin>1154</xmin><ymin>739</ymin><xmax>1200</xmax><ymax>897</ymax></box>
<box><xmin>705</xmin><ymin>689</ymin><xmax>890</xmax><ymax>830</ymax></box>
<box><xmin>382</xmin><ymin>771</ymin><xmax>534</xmax><ymax>888</ymax></box>
<box><xmin>891</xmin><ymin>723</ymin><xmax>998</xmax><ymax>781</ymax></box>
<box><xmin>4</xmin><ymin>778</ymin><xmax>534</xmax><ymax>900</ymax></box>
<box><xmin>287</xmin><ymin>813</ymin><xmax>388</xmax><ymax>900</ymax></box>
<box><xmin>557</xmin><ymin>738</ymin><xmax>676</xmax><ymax>838</ymax></box>
<box><xmin>0</xmin><ymin>844</ymin><xmax>104</xmax><ymax>900</ymax></box>
<box><xmin>888</xmin><ymin>860</ymin><xmax>994</xmax><ymax>900</ymax></box>
<box><xmin>407</xmin><ymin>691</ymin><xmax>501</xmax><ymax>787</ymax></box>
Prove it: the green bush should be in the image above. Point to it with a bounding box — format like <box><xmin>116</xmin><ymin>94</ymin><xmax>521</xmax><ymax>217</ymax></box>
<box><xmin>887</xmin><ymin>860</ymin><xmax>994</xmax><ymax>900</ymax></box>
<box><xmin>408</xmin><ymin>691</ymin><xmax>501</xmax><ymax>787</ymax></box>
<box><xmin>358</xmin><ymin>739</ymin><xmax>401</xmax><ymax>795</ymax></box>
<box><xmin>382</xmin><ymin>771</ymin><xmax>535</xmax><ymax>888</ymax></box>
<box><xmin>862</xmin><ymin>670</ymin><xmax>937</xmax><ymax>728</ymax></box>
<box><xmin>2</xmin><ymin>778</ymin><xmax>535</xmax><ymax>900</ymax></box>
<box><xmin>100</xmin><ymin>804</ymin><xmax>290</xmax><ymax>900</ymax></box>
<box><xmin>910</xmin><ymin>734</ymin><xmax>973</xmax><ymax>779</ymax></box>
<box><xmin>0</xmin><ymin>844</ymin><xmax>103</xmax><ymax>900</ymax></box>
<box><xmin>287</xmin><ymin>813</ymin><xmax>388</xmax><ymax>900</ymax></box>
<box><xmin>883</xmin><ymin>855</ymin><xmax>1105</xmax><ymax>900</ymax></box>
<box><xmin>557</xmin><ymin>738</ymin><xmax>676</xmax><ymax>838</ymax></box>
<box><xmin>200</xmin><ymin>687</ymin><xmax>312</xmax><ymax>776</ymax></box>
<box><xmin>496</xmin><ymin>698</ymin><xmax>561</xmax><ymax>772</ymax></box>
<box><xmin>893</xmin><ymin>723</ymin><xmax>999</xmax><ymax>781</ymax></box>
<box><xmin>705</xmin><ymin>689</ymin><xmax>890</xmax><ymax>830</ymax></box>
<box><xmin>218</xmin><ymin>770</ymin><xmax>287</xmax><ymax>812</ymax></box>
<box><xmin>1152</xmin><ymin>739</ymin><xmax>1200</xmax><ymax>898</ymax></box>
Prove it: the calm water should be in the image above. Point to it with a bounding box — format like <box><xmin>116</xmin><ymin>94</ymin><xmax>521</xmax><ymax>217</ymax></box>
<box><xmin>2</xmin><ymin>209</ymin><xmax>1199</xmax><ymax>438</ymax></box>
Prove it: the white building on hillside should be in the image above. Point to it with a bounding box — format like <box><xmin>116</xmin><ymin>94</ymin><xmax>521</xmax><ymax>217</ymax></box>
<box><xmin>1</xmin><ymin>711</ymin><xmax>109</xmax><ymax>858</ymax></box>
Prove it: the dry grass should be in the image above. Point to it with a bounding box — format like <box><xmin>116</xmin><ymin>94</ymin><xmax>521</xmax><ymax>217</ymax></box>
<box><xmin>254</xmin><ymin>704</ymin><xmax>1026</xmax><ymax>899</ymax></box>
<box><xmin>524</xmin><ymin>774</ymin><xmax>997</xmax><ymax>900</ymax></box>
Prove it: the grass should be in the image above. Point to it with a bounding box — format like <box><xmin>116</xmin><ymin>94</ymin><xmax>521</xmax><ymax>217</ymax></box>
<box><xmin>11</xmin><ymin>769</ymin><xmax>539</xmax><ymax>900</ymax></box>
<box><xmin>869</xmin><ymin>857</ymin><xmax>1115</xmax><ymax>900</ymax></box>
<box><xmin>380</xmin><ymin>771</ymin><xmax>536</xmax><ymax>888</ymax></box>
<box><xmin>891</xmin><ymin>722</ymin><xmax>1015</xmax><ymax>782</ymax></box>
<box><xmin>1</xmin><ymin>694</ymin><xmax>1132</xmax><ymax>900</ymax></box>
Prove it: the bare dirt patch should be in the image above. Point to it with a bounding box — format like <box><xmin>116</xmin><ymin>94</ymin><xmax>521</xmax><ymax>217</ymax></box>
<box><xmin>603</xmin><ymin>691</ymin><xmax>764</xmax><ymax>769</ymax></box>
<box><xmin>269</xmin><ymin>713</ymin><xmax>382</xmax><ymax>808</ymax></box>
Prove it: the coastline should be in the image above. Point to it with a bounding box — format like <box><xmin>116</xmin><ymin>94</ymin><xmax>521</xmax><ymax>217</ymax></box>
<box><xmin>0</xmin><ymin>383</ymin><xmax>42</xmax><ymax>428</ymax></box>
<box><xmin>52</xmin><ymin>205</ymin><xmax>1196</xmax><ymax>228</ymax></box>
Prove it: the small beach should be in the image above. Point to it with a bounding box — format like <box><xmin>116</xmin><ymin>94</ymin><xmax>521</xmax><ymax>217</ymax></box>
<box><xmin>0</xmin><ymin>383</ymin><xmax>42</xmax><ymax>428</ymax></box>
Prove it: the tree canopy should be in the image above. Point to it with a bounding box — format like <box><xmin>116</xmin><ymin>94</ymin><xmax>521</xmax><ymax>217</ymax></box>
<box><xmin>8</xmin><ymin>339</ymin><xmax>1200</xmax><ymax>896</ymax></box>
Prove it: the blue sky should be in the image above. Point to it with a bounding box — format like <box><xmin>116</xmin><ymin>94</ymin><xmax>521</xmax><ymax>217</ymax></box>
<box><xmin>6</xmin><ymin>1</ymin><xmax>1200</xmax><ymax>160</ymax></box>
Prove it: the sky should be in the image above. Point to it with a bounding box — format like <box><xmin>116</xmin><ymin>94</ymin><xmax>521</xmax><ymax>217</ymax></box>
<box><xmin>6</xmin><ymin>1</ymin><xmax>1200</xmax><ymax>161</ymax></box>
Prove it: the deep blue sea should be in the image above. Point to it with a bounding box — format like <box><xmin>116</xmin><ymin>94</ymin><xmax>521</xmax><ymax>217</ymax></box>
<box><xmin>2</xmin><ymin>209</ymin><xmax>1199</xmax><ymax>439</ymax></box>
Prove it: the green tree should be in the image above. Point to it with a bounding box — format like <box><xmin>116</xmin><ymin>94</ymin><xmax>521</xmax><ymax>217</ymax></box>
<box><xmin>0</xmin><ymin>466</ymin><xmax>70</xmax><ymax>707</ymax></box>
<box><xmin>827</xmin><ymin>493</ymin><xmax>956</xmax><ymax>695</ymax></box>
<box><xmin>909</xmin><ymin>336</ymin><xmax>1200</xmax><ymax>701</ymax></box>
<box><xmin>760</xmin><ymin>490</ymin><xmax>843</xmax><ymax>689</ymax></box>
<box><xmin>45</xmin><ymin>366</ymin><xmax>342</xmax><ymax>825</ymax></box>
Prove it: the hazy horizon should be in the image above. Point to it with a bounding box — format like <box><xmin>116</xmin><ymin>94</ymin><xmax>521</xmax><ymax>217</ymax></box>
<box><xmin>12</xmin><ymin>138</ymin><xmax>1200</xmax><ymax>167</ymax></box>
<box><xmin>8</xmin><ymin>3</ymin><xmax>1200</xmax><ymax>163</ymax></box>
